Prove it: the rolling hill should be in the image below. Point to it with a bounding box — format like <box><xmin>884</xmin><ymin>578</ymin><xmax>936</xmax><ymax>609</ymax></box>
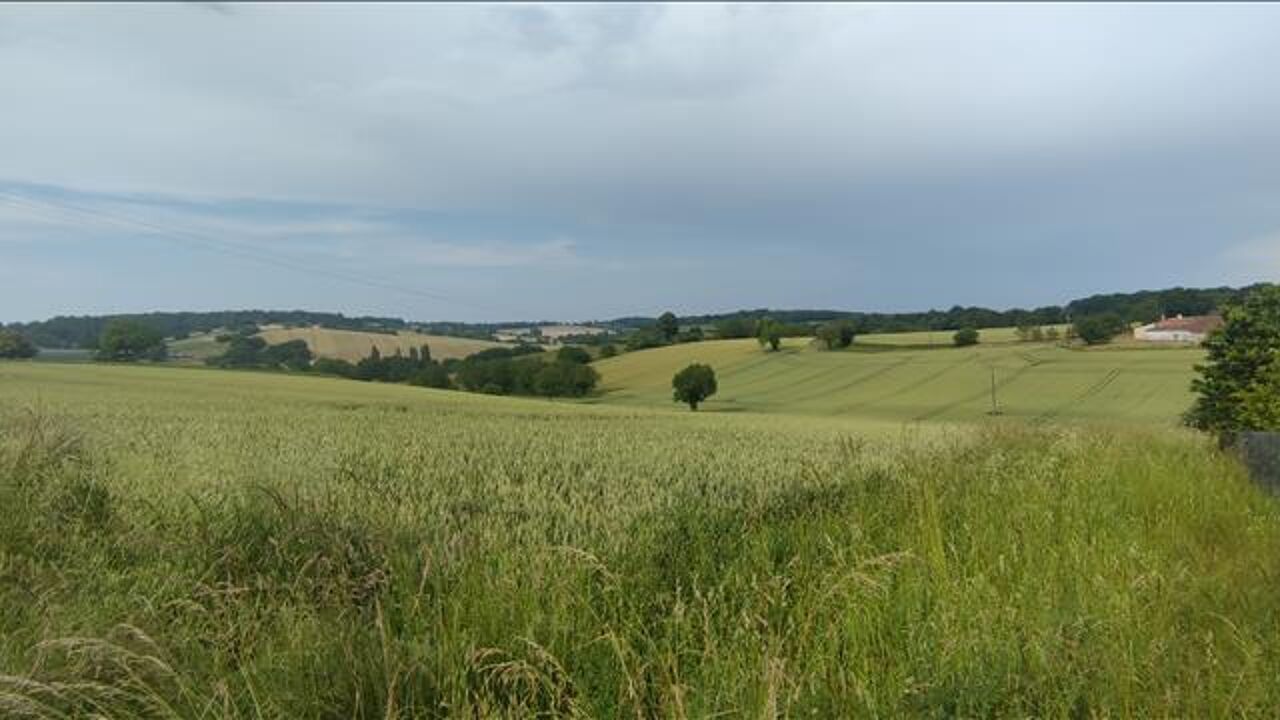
<box><xmin>592</xmin><ymin>337</ymin><xmax>1201</xmax><ymax>425</ymax></box>
<box><xmin>166</xmin><ymin>326</ymin><xmax>507</xmax><ymax>364</ymax></box>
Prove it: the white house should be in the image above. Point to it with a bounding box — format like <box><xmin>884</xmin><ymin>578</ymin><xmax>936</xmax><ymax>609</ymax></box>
<box><xmin>1133</xmin><ymin>314</ymin><xmax>1223</xmax><ymax>343</ymax></box>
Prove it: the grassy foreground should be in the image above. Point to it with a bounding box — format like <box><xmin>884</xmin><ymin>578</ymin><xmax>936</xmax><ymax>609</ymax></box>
<box><xmin>2</xmin><ymin>364</ymin><xmax>1279</xmax><ymax>717</ymax></box>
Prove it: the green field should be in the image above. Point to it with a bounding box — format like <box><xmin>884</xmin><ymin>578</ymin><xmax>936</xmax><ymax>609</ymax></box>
<box><xmin>2</xmin><ymin>361</ymin><xmax>1279</xmax><ymax>716</ymax></box>
<box><xmin>594</xmin><ymin>338</ymin><xmax>1201</xmax><ymax>425</ymax></box>
<box><xmin>856</xmin><ymin>324</ymin><xmax>1071</xmax><ymax>346</ymax></box>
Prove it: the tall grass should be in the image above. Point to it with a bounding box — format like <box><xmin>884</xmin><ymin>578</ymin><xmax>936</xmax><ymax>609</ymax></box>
<box><xmin>1</xmin><ymin>368</ymin><xmax>1279</xmax><ymax>717</ymax></box>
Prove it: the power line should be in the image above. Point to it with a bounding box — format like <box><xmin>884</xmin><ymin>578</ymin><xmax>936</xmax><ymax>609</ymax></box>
<box><xmin>0</xmin><ymin>189</ymin><xmax>513</xmax><ymax>317</ymax></box>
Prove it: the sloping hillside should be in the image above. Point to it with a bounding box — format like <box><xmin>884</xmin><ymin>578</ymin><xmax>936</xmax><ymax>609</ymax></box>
<box><xmin>258</xmin><ymin>326</ymin><xmax>503</xmax><ymax>362</ymax></box>
<box><xmin>592</xmin><ymin>338</ymin><xmax>1201</xmax><ymax>425</ymax></box>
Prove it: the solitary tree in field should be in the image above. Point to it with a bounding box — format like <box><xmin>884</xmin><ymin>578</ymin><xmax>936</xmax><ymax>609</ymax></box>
<box><xmin>0</xmin><ymin>329</ymin><xmax>38</xmax><ymax>359</ymax></box>
<box><xmin>1187</xmin><ymin>284</ymin><xmax>1280</xmax><ymax>436</ymax></box>
<box><xmin>672</xmin><ymin>363</ymin><xmax>717</xmax><ymax>411</ymax></box>
<box><xmin>656</xmin><ymin>312</ymin><xmax>680</xmax><ymax>343</ymax></box>
<box><xmin>953</xmin><ymin>327</ymin><xmax>980</xmax><ymax>347</ymax></box>
<box><xmin>96</xmin><ymin>319</ymin><xmax>167</xmax><ymax>361</ymax></box>
<box><xmin>757</xmin><ymin>317</ymin><xmax>782</xmax><ymax>352</ymax></box>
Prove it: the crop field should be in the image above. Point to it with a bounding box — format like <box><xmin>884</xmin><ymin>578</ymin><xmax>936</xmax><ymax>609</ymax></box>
<box><xmin>258</xmin><ymin>326</ymin><xmax>503</xmax><ymax>362</ymax></box>
<box><xmin>1</xmin><ymin>361</ymin><xmax>1278</xmax><ymax>717</ymax></box>
<box><xmin>856</xmin><ymin>324</ymin><xmax>1072</xmax><ymax>346</ymax></box>
<box><xmin>594</xmin><ymin>338</ymin><xmax>1201</xmax><ymax>425</ymax></box>
<box><xmin>167</xmin><ymin>332</ymin><xmax>230</xmax><ymax>362</ymax></box>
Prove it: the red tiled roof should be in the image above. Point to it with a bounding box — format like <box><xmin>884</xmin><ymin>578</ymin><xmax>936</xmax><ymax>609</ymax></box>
<box><xmin>1148</xmin><ymin>315</ymin><xmax>1223</xmax><ymax>334</ymax></box>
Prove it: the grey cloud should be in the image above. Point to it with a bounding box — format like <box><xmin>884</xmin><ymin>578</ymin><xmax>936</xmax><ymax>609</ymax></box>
<box><xmin>2</xmin><ymin>3</ymin><xmax>1280</xmax><ymax>320</ymax></box>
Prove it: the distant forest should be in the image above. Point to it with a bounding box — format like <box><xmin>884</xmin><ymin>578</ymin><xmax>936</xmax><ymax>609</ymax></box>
<box><xmin>4</xmin><ymin>284</ymin><xmax>1264</xmax><ymax>348</ymax></box>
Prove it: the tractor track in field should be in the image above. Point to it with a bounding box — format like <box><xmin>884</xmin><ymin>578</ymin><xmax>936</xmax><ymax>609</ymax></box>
<box><xmin>912</xmin><ymin>359</ymin><xmax>1038</xmax><ymax>422</ymax></box>
<box><xmin>836</xmin><ymin>353</ymin><xmax>976</xmax><ymax>416</ymax></box>
<box><xmin>1034</xmin><ymin>368</ymin><xmax>1122</xmax><ymax>424</ymax></box>
<box><xmin>758</xmin><ymin>356</ymin><xmax>887</xmax><ymax>397</ymax></box>
<box><xmin>783</xmin><ymin>355</ymin><xmax>916</xmax><ymax>406</ymax></box>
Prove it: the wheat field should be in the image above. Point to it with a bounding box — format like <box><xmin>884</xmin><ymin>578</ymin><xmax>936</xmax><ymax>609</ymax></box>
<box><xmin>2</xmin><ymin>362</ymin><xmax>1278</xmax><ymax>717</ymax></box>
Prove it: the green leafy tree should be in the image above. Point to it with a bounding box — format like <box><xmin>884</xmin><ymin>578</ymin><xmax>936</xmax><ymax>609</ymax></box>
<box><xmin>677</xmin><ymin>326</ymin><xmax>704</xmax><ymax>343</ymax></box>
<box><xmin>599</xmin><ymin>344</ymin><xmax>618</xmax><ymax>359</ymax></box>
<box><xmin>1073</xmin><ymin>314</ymin><xmax>1127</xmax><ymax>345</ymax></box>
<box><xmin>260</xmin><ymin>339</ymin><xmax>313</xmax><ymax>370</ymax></box>
<box><xmin>672</xmin><ymin>363</ymin><xmax>717</xmax><ymax>410</ymax></box>
<box><xmin>952</xmin><ymin>327</ymin><xmax>980</xmax><ymax>347</ymax></box>
<box><xmin>655</xmin><ymin>312</ymin><xmax>680</xmax><ymax>343</ymax></box>
<box><xmin>1186</xmin><ymin>284</ymin><xmax>1280</xmax><ymax>435</ymax></box>
<box><xmin>816</xmin><ymin>320</ymin><xmax>855</xmax><ymax>350</ymax></box>
<box><xmin>409</xmin><ymin>362</ymin><xmax>453</xmax><ymax>389</ymax></box>
<box><xmin>0</xmin><ymin>329</ymin><xmax>38</xmax><ymax>359</ymax></box>
<box><xmin>625</xmin><ymin>328</ymin><xmax>665</xmax><ymax>352</ymax></box>
<box><xmin>534</xmin><ymin>361</ymin><xmax>600</xmax><ymax>397</ymax></box>
<box><xmin>96</xmin><ymin>319</ymin><xmax>167</xmax><ymax>362</ymax></box>
<box><xmin>556</xmin><ymin>346</ymin><xmax>592</xmax><ymax>365</ymax></box>
<box><xmin>757</xmin><ymin>317</ymin><xmax>782</xmax><ymax>352</ymax></box>
<box><xmin>312</xmin><ymin>357</ymin><xmax>355</xmax><ymax>377</ymax></box>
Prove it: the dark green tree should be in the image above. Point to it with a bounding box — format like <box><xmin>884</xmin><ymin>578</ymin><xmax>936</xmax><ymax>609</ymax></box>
<box><xmin>672</xmin><ymin>363</ymin><xmax>717</xmax><ymax>410</ymax></box>
<box><xmin>952</xmin><ymin>327</ymin><xmax>980</xmax><ymax>347</ymax></box>
<box><xmin>656</xmin><ymin>312</ymin><xmax>680</xmax><ymax>343</ymax></box>
<box><xmin>96</xmin><ymin>320</ymin><xmax>167</xmax><ymax>362</ymax></box>
<box><xmin>556</xmin><ymin>346</ymin><xmax>592</xmax><ymax>365</ymax></box>
<box><xmin>816</xmin><ymin>320</ymin><xmax>855</xmax><ymax>349</ymax></box>
<box><xmin>757</xmin><ymin>317</ymin><xmax>782</xmax><ymax>352</ymax></box>
<box><xmin>1186</xmin><ymin>284</ymin><xmax>1280</xmax><ymax>435</ymax></box>
<box><xmin>1073</xmin><ymin>314</ymin><xmax>1126</xmax><ymax>345</ymax></box>
<box><xmin>677</xmin><ymin>326</ymin><xmax>704</xmax><ymax>343</ymax></box>
<box><xmin>535</xmin><ymin>361</ymin><xmax>600</xmax><ymax>397</ymax></box>
<box><xmin>261</xmin><ymin>339</ymin><xmax>313</xmax><ymax>370</ymax></box>
<box><xmin>0</xmin><ymin>329</ymin><xmax>38</xmax><ymax>359</ymax></box>
<box><xmin>312</xmin><ymin>357</ymin><xmax>355</xmax><ymax>377</ymax></box>
<box><xmin>599</xmin><ymin>344</ymin><xmax>618</xmax><ymax>359</ymax></box>
<box><xmin>409</xmin><ymin>362</ymin><xmax>453</xmax><ymax>389</ymax></box>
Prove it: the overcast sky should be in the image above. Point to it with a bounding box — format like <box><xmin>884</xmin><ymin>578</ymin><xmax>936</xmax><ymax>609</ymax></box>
<box><xmin>3</xmin><ymin>3</ymin><xmax>1279</xmax><ymax>323</ymax></box>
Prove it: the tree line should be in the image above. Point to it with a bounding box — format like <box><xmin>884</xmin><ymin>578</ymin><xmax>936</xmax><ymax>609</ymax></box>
<box><xmin>5</xmin><ymin>284</ymin><xmax>1259</xmax><ymax>351</ymax></box>
<box><xmin>3</xmin><ymin>310</ymin><xmax>409</xmax><ymax>349</ymax></box>
<box><xmin>210</xmin><ymin>332</ymin><xmax>600</xmax><ymax>398</ymax></box>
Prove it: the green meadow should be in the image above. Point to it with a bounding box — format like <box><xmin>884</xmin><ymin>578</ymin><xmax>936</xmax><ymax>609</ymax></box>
<box><xmin>594</xmin><ymin>338</ymin><xmax>1200</xmax><ymax>425</ymax></box>
<box><xmin>2</xmin><ymin>358</ymin><xmax>1279</xmax><ymax>717</ymax></box>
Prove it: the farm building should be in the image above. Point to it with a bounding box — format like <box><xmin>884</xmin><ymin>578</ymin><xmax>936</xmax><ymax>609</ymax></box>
<box><xmin>1132</xmin><ymin>314</ymin><xmax>1222</xmax><ymax>343</ymax></box>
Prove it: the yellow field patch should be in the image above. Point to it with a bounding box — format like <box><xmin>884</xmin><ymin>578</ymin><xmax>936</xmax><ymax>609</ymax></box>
<box><xmin>257</xmin><ymin>326</ymin><xmax>503</xmax><ymax>362</ymax></box>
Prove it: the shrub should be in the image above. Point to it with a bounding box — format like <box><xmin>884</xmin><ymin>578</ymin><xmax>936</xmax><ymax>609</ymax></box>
<box><xmin>555</xmin><ymin>346</ymin><xmax>592</xmax><ymax>365</ymax></box>
<box><xmin>1073</xmin><ymin>313</ymin><xmax>1127</xmax><ymax>345</ymax></box>
<box><xmin>952</xmin><ymin>327</ymin><xmax>980</xmax><ymax>346</ymax></box>
<box><xmin>535</xmin><ymin>361</ymin><xmax>600</xmax><ymax>397</ymax></box>
<box><xmin>0</xmin><ymin>329</ymin><xmax>38</xmax><ymax>358</ymax></box>
<box><xmin>816</xmin><ymin>320</ymin><xmax>855</xmax><ymax>350</ymax></box>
